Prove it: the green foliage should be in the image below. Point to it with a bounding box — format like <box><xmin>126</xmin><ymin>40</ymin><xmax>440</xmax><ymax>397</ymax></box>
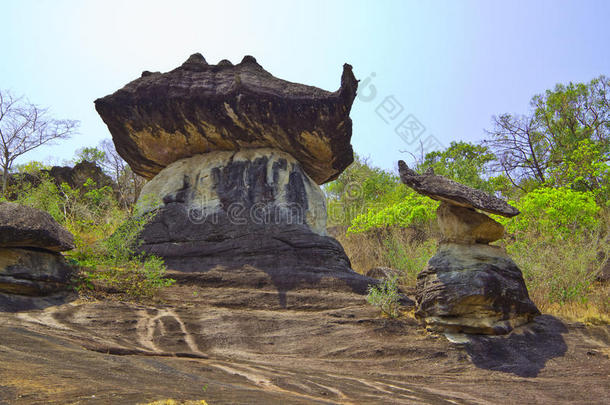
<box><xmin>5</xmin><ymin>162</ymin><xmax>173</xmax><ymax>300</ymax></box>
<box><xmin>504</xmin><ymin>226</ymin><xmax>606</xmax><ymax>306</ymax></box>
<box><xmin>13</xmin><ymin>160</ymin><xmax>50</xmax><ymax>174</ymax></box>
<box><xmin>366</xmin><ymin>276</ymin><xmax>401</xmax><ymax>318</ymax></box>
<box><xmin>497</xmin><ymin>187</ymin><xmax>600</xmax><ymax>239</ymax></box>
<box><xmin>13</xmin><ymin>174</ymin><xmax>66</xmax><ymax>222</ymax></box>
<box><xmin>383</xmin><ymin>237</ymin><xmax>437</xmax><ymax>284</ymax></box>
<box><xmin>418</xmin><ymin>141</ymin><xmax>496</xmax><ymax>192</ymax></box>
<box><xmin>70</xmin><ymin>213</ymin><xmax>175</xmax><ymax>300</ymax></box>
<box><xmin>347</xmin><ymin>190</ymin><xmax>438</xmax><ymax>234</ymax></box>
<box><xmin>325</xmin><ymin>154</ymin><xmax>408</xmax><ymax>227</ymax></box>
<box><xmin>75</xmin><ymin>146</ymin><xmax>106</xmax><ymax>165</ymax></box>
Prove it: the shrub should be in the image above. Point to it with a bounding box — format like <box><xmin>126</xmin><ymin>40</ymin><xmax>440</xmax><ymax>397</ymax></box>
<box><xmin>71</xmin><ymin>213</ymin><xmax>175</xmax><ymax>300</ymax></box>
<box><xmin>497</xmin><ymin>187</ymin><xmax>600</xmax><ymax>239</ymax></box>
<box><xmin>347</xmin><ymin>191</ymin><xmax>438</xmax><ymax>234</ymax></box>
<box><xmin>366</xmin><ymin>276</ymin><xmax>401</xmax><ymax>318</ymax></box>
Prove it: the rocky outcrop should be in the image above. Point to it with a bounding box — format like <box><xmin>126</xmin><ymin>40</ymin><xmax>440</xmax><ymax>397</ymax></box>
<box><xmin>0</xmin><ymin>202</ymin><xmax>74</xmax><ymax>252</ymax></box>
<box><xmin>136</xmin><ymin>148</ymin><xmax>374</xmax><ymax>307</ymax></box>
<box><xmin>0</xmin><ymin>203</ymin><xmax>74</xmax><ymax>298</ymax></box>
<box><xmin>398</xmin><ymin>161</ymin><xmax>519</xmax><ymax>217</ymax></box>
<box><xmin>398</xmin><ymin>161</ymin><xmax>538</xmax><ymax>334</ymax></box>
<box><xmin>44</xmin><ymin>160</ymin><xmax>116</xmax><ymax>192</ymax></box>
<box><xmin>95</xmin><ymin>53</ymin><xmax>358</xmax><ymax>184</ymax></box>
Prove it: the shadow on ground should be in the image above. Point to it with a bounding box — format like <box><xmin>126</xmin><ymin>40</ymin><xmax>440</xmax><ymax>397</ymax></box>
<box><xmin>464</xmin><ymin>315</ymin><xmax>568</xmax><ymax>377</ymax></box>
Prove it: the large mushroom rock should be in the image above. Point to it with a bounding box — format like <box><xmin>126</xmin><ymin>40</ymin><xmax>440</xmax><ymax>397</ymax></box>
<box><xmin>398</xmin><ymin>161</ymin><xmax>519</xmax><ymax>217</ymax></box>
<box><xmin>0</xmin><ymin>203</ymin><xmax>75</xmax><ymax>299</ymax></box>
<box><xmin>0</xmin><ymin>202</ymin><xmax>74</xmax><ymax>252</ymax></box>
<box><xmin>95</xmin><ymin>53</ymin><xmax>358</xmax><ymax>185</ymax></box>
<box><xmin>397</xmin><ymin>161</ymin><xmax>538</xmax><ymax>334</ymax></box>
<box><xmin>135</xmin><ymin>148</ymin><xmax>375</xmax><ymax>307</ymax></box>
<box><xmin>415</xmin><ymin>243</ymin><xmax>540</xmax><ymax>334</ymax></box>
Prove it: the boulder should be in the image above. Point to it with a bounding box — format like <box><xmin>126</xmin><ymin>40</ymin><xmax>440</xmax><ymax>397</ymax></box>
<box><xmin>136</xmin><ymin>148</ymin><xmax>375</xmax><ymax>307</ymax></box>
<box><xmin>0</xmin><ymin>202</ymin><xmax>74</xmax><ymax>252</ymax></box>
<box><xmin>95</xmin><ymin>53</ymin><xmax>358</xmax><ymax>185</ymax></box>
<box><xmin>0</xmin><ymin>248</ymin><xmax>74</xmax><ymax>296</ymax></box>
<box><xmin>415</xmin><ymin>243</ymin><xmax>540</xmax><ymax>334</ymax></box>
<box><xmin>398</xmin><ymin>161</ymin><xmax>519</xmax><ymax>217</ymax></box>
<box><xmin>436</xmin><ymin>202</ymin><xmax>505</xmax><ymax>244</ymax></box>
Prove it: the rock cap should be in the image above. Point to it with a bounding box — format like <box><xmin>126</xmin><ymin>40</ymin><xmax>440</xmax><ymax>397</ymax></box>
<box><xmin>398</xmin><ymin>161</ymin><xmax>519</xmax><ymax>217</ymax></box>
<box><xmin>95</xmin><ymin>53</ymin><xmax>359</xmax><ymax>184</ymax></box>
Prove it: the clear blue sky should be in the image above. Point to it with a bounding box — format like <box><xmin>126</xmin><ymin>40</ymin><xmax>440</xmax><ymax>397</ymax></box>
<box><xmin>2</xmin><ymin>0</ymin><xmax>609</xmax><ymax>172</ymax></box>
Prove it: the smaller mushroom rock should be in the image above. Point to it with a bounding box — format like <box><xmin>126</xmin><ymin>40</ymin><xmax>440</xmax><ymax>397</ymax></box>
<box><xmin>0</xmin><ymin>203</ymin><xmax>75</xmax><ymax>298</ymax></box>
<box><xmin>397</xmin><ymin>162</ymin><xmax>538</xmax><ymax>334</ymax></box>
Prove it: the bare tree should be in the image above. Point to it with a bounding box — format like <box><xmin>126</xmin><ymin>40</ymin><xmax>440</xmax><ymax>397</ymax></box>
<box><xmin>0</xmin><ymin>90</ymin><xmax>79</xmax><ymax>195</ymax></box>
<box><xmin>99</xmin><ymin>139</ymin><xmax>145</xmax><ymax>210</ymax></box>
<box><xmin>483</xmin><ymin>113</ymin><xmax>551</xmax><ymax>189</ymax></box>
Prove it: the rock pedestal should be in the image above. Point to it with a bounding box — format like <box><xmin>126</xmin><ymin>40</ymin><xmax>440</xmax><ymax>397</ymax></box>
<box><xmin>135</xmin><ymin>149</ymin><xmax>372</xmax><ymax>305</ymax></box>
<box><xmin>96</xmin><ymin>54</ymin><xmax>375</xmax><ymax>306</ymax></box>
<box><xmin>0</xmin><ymin>203</ymin><xmax>75</xmax><ymax>297</ymax></box>
<box><xmin>398</xmin><ymin>162</ymin><xmax>539</xmax><ymax>334</ymax></box>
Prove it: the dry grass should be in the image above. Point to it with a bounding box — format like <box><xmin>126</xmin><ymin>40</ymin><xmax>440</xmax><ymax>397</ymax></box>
<box><xmin>335</xmin><ymin>226</ymin><xmax>437</xmax><ymax>285</ymax></box>
<box><xmin>336</xmin><ymin>225</ymin><xmax>609</xmax><ymax>324</ymax></box>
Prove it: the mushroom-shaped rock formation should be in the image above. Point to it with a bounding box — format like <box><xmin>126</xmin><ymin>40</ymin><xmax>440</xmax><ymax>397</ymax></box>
<box><xmin>96</xmin><ymin>55</ymin><xmax>375</xmax><ymax>308</ymax></box>
<box><xmin>95</xmin><ymin>53</ymin><xmax>358</xmax><ymax>185</ymax></box>
<box><xmin>398</xmin><ymin>161</ymin><xmax>539</xmax><ymax>334</ymax></box>
<box><xmin>0</xmin><ymin>203</ymin><xmax>75</xmax><ymax>297</ymax></box>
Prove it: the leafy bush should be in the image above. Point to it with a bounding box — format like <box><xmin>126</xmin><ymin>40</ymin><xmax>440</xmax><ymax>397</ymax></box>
<box><xmin>366</xmin><ymin>276</ymin><xmax>401</xmax><ymax>318</ymax></box>
<box><xmin>497</xmin><ymin>187</ymin><xmax>600</xmax><ymax>239</ymax></box>
<box><xmin>348</xmin><ymin>191</ymin><xmax>438</xmax><ymax>234</ymax></box>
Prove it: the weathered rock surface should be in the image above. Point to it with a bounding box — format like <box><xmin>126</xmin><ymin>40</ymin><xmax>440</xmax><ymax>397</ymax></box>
<box><xmin>0</xmin><ymin>248</ymin><xmax>74</xmax><ymax>296</ymax></box>
<box><xmin>136</xmin><ymin>149</ymin><xmax>374</xmax><ymax>307</ymax></box>
<box><xmin>398</xmin><ymin>160</ymin><xmax>520</xmax><ymax>217</ymax></box>
<box><xmin>95</xmin><ymin>53</ymin><xmax>358</xmax><ymax>184</ymax></box>
<box><xmin>0</xmin><ymin>202</ymin><xmax>74</xmax><ymax>252</ymax></box>
<box><xmin>415</xmin><ymin>243</ymin><xmax>540</xmax><ymax>334</ymax></box>
<box><xmin>436</xmin><ymin>202</ymin><xmax>505</xmax><ymax>244</ymax></box>
<box><xmin>0</xmin><ymin>279</ymin><xmax>607</xmax><ymax>403</ymax></box>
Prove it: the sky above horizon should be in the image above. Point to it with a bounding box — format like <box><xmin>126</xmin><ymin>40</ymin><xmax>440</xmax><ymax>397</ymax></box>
<box><xmin>2</xmin><ymin>0</ymin><xmax>609</xmax><ymax>174</ymax></box>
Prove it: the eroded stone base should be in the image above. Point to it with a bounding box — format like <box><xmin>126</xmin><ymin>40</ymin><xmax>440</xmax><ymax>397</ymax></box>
<box><xmin>415</xmin><ymin>243</ymin><xmax>539</xmax><ymax>334</ymax></box>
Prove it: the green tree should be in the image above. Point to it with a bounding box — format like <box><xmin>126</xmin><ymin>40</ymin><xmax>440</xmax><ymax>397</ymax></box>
<box><xmin>75</xmin><ymin>146</ymin><xmax>106</xmax><ymax>165</ymax></box>
<box><xmin>324</xmin><ymin>154</ymin><xmax>407</xmax><ymax>226</ymax></box>
<box><xmin>484</xmin><ymin>75</ymin><xmax>609</xmax><ymax>201</ymax></box>
<box><xmin>417</xmin><ymin>141</ymin><xmax>496</xmax><ymax>192</ymax></box>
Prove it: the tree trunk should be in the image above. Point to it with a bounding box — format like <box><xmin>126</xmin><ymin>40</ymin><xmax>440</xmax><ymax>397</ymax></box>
<box><xmin>1</xmin><ymin>163</ymin><xmax>8</xmax><ymax>197</ymax></box>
